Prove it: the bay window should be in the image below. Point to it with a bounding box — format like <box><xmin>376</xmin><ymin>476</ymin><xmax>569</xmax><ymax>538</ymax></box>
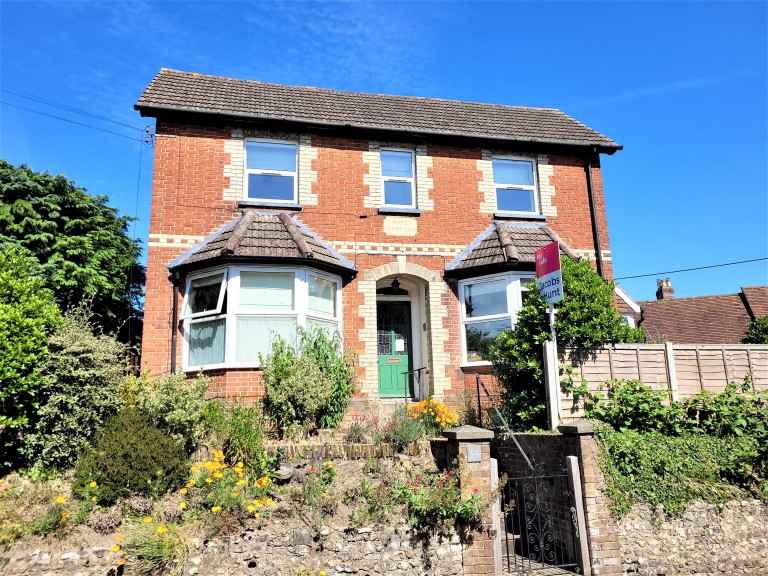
<box><xmin>459</xmin><ymin>273</ymin><xmax>534</xmax><ymax>364</ymax></box>
<box><xmin>181</xmin><ymin>267</ymin><xmax>341</xmax><ymax>370</ymax></box>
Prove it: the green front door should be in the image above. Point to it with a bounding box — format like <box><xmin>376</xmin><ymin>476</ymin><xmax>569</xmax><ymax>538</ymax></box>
<box><xmin>377</xmin><ymin>301</ymin><xmax>413</xmax><ymax>398</ymax></box>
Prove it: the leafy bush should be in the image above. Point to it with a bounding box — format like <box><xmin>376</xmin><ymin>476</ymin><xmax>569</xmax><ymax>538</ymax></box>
<box><xmin>742</xmin><ymin>314</ymin><xmax>768</xmax><ymax>344</ymax></box>
<box><xmin>394</xmin><ymin>467</ymin><xmax>487</xmax><ymax>530</ymax></box>
<box><xmin>73</xmin><ymin>409</ymin><xmax>188</xmax><ymax>504</ymax></box>
<box><xmin>22</xmin><ymin>309</ymin><xmax>127</xmax><ymax>472</ymax></box>
<box><xmin>133</xmin><ymin>372</ymin><xmax>212</xmax><ymax>453</ymax></box>
<box><xmin>377</xmin><ymin>406</ymin><xmax>425</xmax><ymax>452</ymax></box>
<box><xmin>0</xmin><ymin>249</ymin><xmax>60</xmax><ymax>471</ymax></box>
<box><xmin>123</xmin><ymin>521</ymin><xmax>187</xmax><ymax>576</ymax></box>
<box><xmin>344</xmin><ymin>419</ymin><xmax>370</xmax><ymax>443</ymax></box>
<box><xmin>224</xmin><ymin>401</ymin><xmax>278</xmax><ymax>477</ymax></box>
<box><xmin>405</xmin><ymin>398</ymin><xmax>458</xmax><ymax>437</ymax></box>
<box><xmin>261</xmin><ymin>334</ymin><xmax>334</xmax><ymax>434</ymax></box>
<box><xmin>490</xmin><ymin>257</ymin><xmax>643</xmax><ymax>430</ymax></box>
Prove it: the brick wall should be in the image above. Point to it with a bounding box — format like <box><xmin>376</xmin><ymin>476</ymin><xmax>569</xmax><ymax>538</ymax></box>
<box><xmin>142</xmin><ymin>122</ymin><xmax>615</xmax><ymax>405</ymax></box>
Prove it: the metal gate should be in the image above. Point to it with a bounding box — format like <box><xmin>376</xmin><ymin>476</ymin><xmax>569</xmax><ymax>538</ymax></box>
<box><xmin>501</xmin><ymin>471</ymin><xmax>579</xmax><ymax>573</ymax></box>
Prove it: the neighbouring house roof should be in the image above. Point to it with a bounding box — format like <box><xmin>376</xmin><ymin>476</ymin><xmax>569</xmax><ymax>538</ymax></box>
<box><xmin>167</xmin><ymin>211</ymin><xmax>356</xmax><ymax>279</ymax></box>
<box><xmin>445</xmin><ymin>222</ymin><xmax>578</xmax><ymax>279</ymax></box>
<box><xmin>638</xmin><ymin>286</ymin><xmax>768</xmax><ymax>344</ymax></box>
<box><xmin>135</xmin><ymin>68</ymin><xmax>621</xmax><ymax>152</ymax></box>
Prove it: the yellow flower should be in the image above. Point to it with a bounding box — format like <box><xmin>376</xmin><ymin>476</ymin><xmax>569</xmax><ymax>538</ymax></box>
<box><xmin>61</xmin><ymin>512</ymin><xmax>68</xmax><ymax>522</ymax></box>
<box><xmin>325</xmin><ymin>461</ymin><xmax>334</xmax><ymax>469</ymax></box>
<box><xmin>253</xmin><ymin>499</ymin><xmax>264</xmax><ymax>508</ymax></box>
<box><xmin>253</xmin><ymin>512</ymin><xmax>260</xmax><ymax>518</ymax></box>
<box><xmin>186</xmin><ymin>479</ymin><xmax>196</xmax><ymax>487</ymax></box>
<box><xmin>116</xmin><ymin>535</ymin><xmax>124</xmax><ymax>542</ymax></box>
<box><xmin>211</xmin><ymin>506</ymin><xmax>221</xmax><ymax>512</ymax></box>
<box><xmin>117</xmin><ymin>559</ymin><xmax>126</xmax><ymax>566</ymax></box>
<box><xmin>235</xmin><ymin>461</ymin><xmax>244</xmax><ymax>468</ymax></box>
<box><xmin>179</xmin><ymin>488</ymin><xmax>187</xmax><ymax>495</ymax></box>
<box><xmin>190</xmin><ymin>465</ymin><xmax>200</xmax><ymax>473</ymax></box>
<box><xmin>55</xmin><ymin>496</ymin><xmax>66</xmax><ymax>504</ymax></box>
<box><xmin>91</xmin><ymin>496</ymin><xmax>97</xmax><ymax>503</ymax></box>
<box><xmin>264</xmin><ymin>497</ymin><xmax>275</xmax><ymax>507</ymax></box>
<box><xmin>205</xmin><ymin>478</ymin><xmax>213</xmax><ymax>484</ymax></box>
<box><xmin>89</xmin><ymin>481</ymin><xmax>98</xmax><ymax>488</ymax></box>
<box><xmin>157</xmin><ymin>525</ymin><xmax>167</xmax><ymax>535</ymax></box>
<box><xmin>213</xmin><ymin>472</ymin><xmax>224</xmax><ymax>479</ymax></box>
<box><xmin>143</xmin><ymin>516</ymin><xmax>153</xmax><ymax>523</ymax></box>
<box><xmin>233</xmin><ymin>491</ymin><xmax>240</xmax><ymax>497</ymax></box>
<box><xmin>247</xmin><ymin>505</ymin><xmax>255</xmax><ymax>513</ymax></box>
<box><xmin>321</xmin><ymin>492</ymin><xmax>328</xmax><ymax>499</ymax></box>
<box><xmin>235</xmin><ymin>480</ymin><xmax>245</xmax><ymax>486</ymax></box>
<box><xmin>320</xmin><ymin>571</ymin><xmax>327</xmax><ymax>576</ymax></box>
<box><xmin>179</xmin><ymin>501</ymin><xmax>187</xmax><ymax>509</ymax></box>
<box><xmin>110</xmin><ymin>545</ymin><xmax>121</xmax><ymax>552</ymax></box>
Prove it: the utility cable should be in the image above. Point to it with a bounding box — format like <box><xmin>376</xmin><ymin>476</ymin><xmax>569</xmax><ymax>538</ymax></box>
<box><xmin>615</xmin><ymin>257</ymin><xmax>768</xmax><ymax>280</ymax></box>
<box><xmin>1</xmin><ymin>101</ymin><xmax>142</xmax><ymax>142</ymax></box>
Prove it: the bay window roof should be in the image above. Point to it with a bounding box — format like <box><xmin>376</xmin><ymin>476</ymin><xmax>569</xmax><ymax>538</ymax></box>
<box><xmin>445</xmin><ymin>222</ymin><xmax>578</xmax><ymax>279</ymax></box>
<box><xmin>167</xmin><ymin>211</ymin><xmax>356</xmax><ymax>280</ymax></box>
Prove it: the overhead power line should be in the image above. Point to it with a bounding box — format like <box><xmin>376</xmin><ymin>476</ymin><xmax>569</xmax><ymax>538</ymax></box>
<box><xmin>1</xmin><ymin>101</ymin><xmax>142</xmax><ymax>142</ymax></box>
<box><xmin>2</xmin><ymin>87</ymin><xmax>144</xmax><ymax>132</ymax></box>
<box><xmin>615</xmin><ymin>257</ymin><xmax>768</xmax><ymax>280</ymax></box>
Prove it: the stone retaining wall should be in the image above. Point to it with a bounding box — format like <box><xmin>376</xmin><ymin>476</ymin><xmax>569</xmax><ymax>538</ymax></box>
<box><xmin>3</xmin><ymin>523</ymin><xmax>464</xmax><ymax>576</ymax></box>
<box><xmin>618</xmin><ymin>500</ymin><xmax>768</xmax><ymax>575</ymax></box>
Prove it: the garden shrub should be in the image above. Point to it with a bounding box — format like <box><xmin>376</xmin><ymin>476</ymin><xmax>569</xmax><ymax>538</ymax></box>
<box><xmin>133</xmin><ymin>372</ymin><xmax>211</xmax><ymax>453</ymax></box>
<box><xmin>742</xmin><ymin>313</ymin><xmax>768</xmax><ymax>344</ymax></box>
<box><xmin>224</xmin><ymin>400</ymin><xmax>278</xmax><ymax>477</ymax></box>
<box><xmin>0</xmin><ymin>249</ymin><xmax>60</xmax><ymax>471</ymax></box>
<box><xmin>22</xmin><ymin>308</ymin><xmax>127</xmax><ymax>472</ymax></box>
<box><xmin>377</xmin><ymin>406</ymin><xmax>425</xmax><ymax>452</ymax></box>
<box><xmin>261</xmin><ymin>333</ymin><xmax>334</xmax><ymax>434</ymax></box>
<box><xmin>123</xmin><ymin>521</ymin><xmax>188</xmax><ymax>576</ymax></box>
<box><xmin>73</xmin><ymin>409</ymin><xmax>188</xmax><ymax>504</ymax></box>
<box><xmin>405</xmin><ymin>397</ymin><xmax>458</xmax><ymax>437</ymax></box>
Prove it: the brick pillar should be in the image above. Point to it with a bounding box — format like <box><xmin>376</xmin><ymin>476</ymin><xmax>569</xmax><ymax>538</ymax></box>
<box><xmin>558</xmin><ymin>420</ymin><xmax>622</xmax><ymax>576</ymax></box>
<box><xmin>442</xmin><ymin>425</ymin><xmax>500</xmax><ymax>576</ymax></box>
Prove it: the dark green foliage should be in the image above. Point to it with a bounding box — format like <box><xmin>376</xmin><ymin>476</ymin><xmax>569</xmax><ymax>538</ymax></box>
<box><xmin>490</xmin><ymin>257</ymin><xmax>643</xmax><ymax>429</ymax></box>
<box><xmin>742</xmin><ymin>314</ymin><xmax>768</xmax><ymax>344</ymax></box>
<box><xmin>0</xmin><ymin>160</ymin><xmax>145</xmax><ymax>343</ymax></box>
<box><xmin>224</xmin><ymin>401</ymin><xmax>276</xmax><ymax>477</ymax></box>
<box><xmin>0</xmin><ymin>250</ymin><xmax>61</xmax><ymax>471</ymax></box>
<box><xmin>22</xmin><ymin>309</ymin><xmax>127</xmax><ymax>472</ymax></box>
<box><xmin>74</xmin><ymin>409</ymin><xmax>188</xmax><ymax>504</ymax></box>
<box><xmin>377</xmin><ymin>406</ymin><xmax>425</xmax><ymax>452</ymax></box>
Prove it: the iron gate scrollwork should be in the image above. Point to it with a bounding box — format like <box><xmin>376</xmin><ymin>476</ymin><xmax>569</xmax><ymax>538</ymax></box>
<box><xmin>502</xmin><ymin>472</ymin><xmax>578</xmax><ymax>573</ymax></box>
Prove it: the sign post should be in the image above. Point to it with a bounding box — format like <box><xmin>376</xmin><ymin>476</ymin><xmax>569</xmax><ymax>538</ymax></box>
<box><xmin>535</xmin><ymin>241</ymin><xmax>563</xmax><ymax>429</ymax></box>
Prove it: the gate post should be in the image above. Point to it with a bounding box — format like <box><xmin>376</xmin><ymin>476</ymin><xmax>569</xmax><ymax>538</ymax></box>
<box><xmin>442</xmin><ymin>425</ymin><xmax>500</xmax><ymax>576</ymax></box>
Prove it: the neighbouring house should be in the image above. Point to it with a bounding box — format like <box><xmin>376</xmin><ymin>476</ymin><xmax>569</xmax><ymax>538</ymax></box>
<box><xmin>135</xmin><ymin>68</ymin><xmax>622</xmax><ymax>414</ymax></box>
<box><xmin>638</xmin><ymin>279</ymin><xmax>768</xmax><ymax>343</ymax></box>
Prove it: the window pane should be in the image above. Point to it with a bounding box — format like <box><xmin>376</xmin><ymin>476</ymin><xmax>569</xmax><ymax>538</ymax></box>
<box><xmin>189</xmin><ymin>318</ymin><xmax>226</xmax><ymax>366</ymax></box>
<box><xmin>308</xmin><ymin>275</ymin><xmax>336</xmax><ymax>316</ymax></box>
<box><xmin>381</xmin><ymin>151</ymin><xmax>413</xmax><ymax>178</ymax></box>
<box><xmin>236</xmin><ymin>316</ymin><xmax>297</xmax><ymax>362</ymax></box>
<box><xmin>240</xmin><ymin>272</ymin><xmax>294</xmax><ymax>312</ymax></box>
<box><xmin>185</xmin><ymin>273</ymin><xmax>224</xmax><ymax>315</ymax></box>
<box><xmin>465</xmin><ymin>279</ymin><xmax>508</xmax><ymax>318</ymax></box>
<box><xmin>246</xmin><ymin>141</ymin><xmax>296</xmax><ymax>171</ymax></box>
<box><xmin>247</xmin><ymin>174</ymin><xmax>295</xmax><ymax>201</ymax></box>
<box><xmin>496</xmin><ymin>187</ymin><xmax>535</xmax><ymax>213</ymax></box>
<box><xmin>520</xmin><ymin>278</ymin><xmax>536</xmax><ymax>303</ymax></box>
<box><xmin>307</xmin><ymin>318</ymin><xmax>339</xmax><ymax>338</ymax></box>
<box><xmin>493</xmin><ymin>159</ymin><xmax>533</xmax><ymax>186</ymax></box>
<box><xmin>383</xmin><ymin>180</ymin><xmax>414</xmax><ymax>206</ymax></box>
<box><xmin>465</xmin><ymin>319</ymin><xmax>511</xmax><ymax>362</ymax></box>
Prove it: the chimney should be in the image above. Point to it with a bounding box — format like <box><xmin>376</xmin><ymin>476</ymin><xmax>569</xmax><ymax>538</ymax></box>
<box><xmin>656</xmin><ymin>278</ymin><xmax>675</xmax><ymax>300</ymax></box>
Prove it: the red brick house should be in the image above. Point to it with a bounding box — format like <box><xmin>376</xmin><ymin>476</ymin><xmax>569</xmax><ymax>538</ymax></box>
<box><xmin>135</xmin><ymin>68</ymin><xmax>621</xmax><ymax>413</ymax></box>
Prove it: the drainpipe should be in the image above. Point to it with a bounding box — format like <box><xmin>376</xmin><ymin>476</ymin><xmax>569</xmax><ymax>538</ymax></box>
<box><xmin>585</xmin><ymin>147</ymin><xmax>604</xmax><ymax>279</ymax></box>
<box><xmin>170</xmin><ymin>272</ymin><xmax>180</xmax><ymax>374</ymax></box>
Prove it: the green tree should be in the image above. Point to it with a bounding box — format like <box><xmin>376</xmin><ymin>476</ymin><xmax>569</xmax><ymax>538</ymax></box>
<box><xmin>0</xmin><ymin>250</ymin><xmax>61</xmax><ymax>470</ymax></box>
<box><xmin>489</xmin><ymin>257</ymin><xmax>643</xmax><ymax>429</ymax></box>
<box><xmin>742</xmin><ymin>314</ymin><xmax>768</xmax><ymax>344</ymax></box>
<box><xmin>0</xmin><ymin>160</ymin><xmax>144</xmax><ymax>343</ymax></box>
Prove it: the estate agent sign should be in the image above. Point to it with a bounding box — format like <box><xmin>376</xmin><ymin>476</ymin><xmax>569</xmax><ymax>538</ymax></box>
<box><xmin>535</xmin><ymin>241</ymin><xmax>563</xmax><ymax>304</ymax></box>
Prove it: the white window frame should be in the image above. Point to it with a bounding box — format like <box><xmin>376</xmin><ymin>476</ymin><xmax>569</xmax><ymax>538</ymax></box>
<box><xmin>380</xmin><ymin>148</ymin><xmax>416</xmax><ymax>208</ymax></box>
<box><xmin>181</xmin><ymin>266</ymin><xmax>342</xmax><ymax>372</ymax></box>
<box><xmin>459</xmin><ymin>272</ymin><xmax>535</xmax><ymax>366</ymax></box>
<box><xmin>180</xmin><ymin>269</ymin><xmax>228</xmax><ymax>320</ymax></box>
<box><xmin>243</xmin><ymin>138</ymin><xmax>299</xmax><ymax>204</ymax></box>
<box><xmin>493</xmin><ymin>156</ymin><xmax>539</xmax><ymax>216</ymax></box>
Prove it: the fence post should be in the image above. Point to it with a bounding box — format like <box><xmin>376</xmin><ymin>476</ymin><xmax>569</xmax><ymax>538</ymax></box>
<box><xmin>543</xmin><ymin>340</ymin><xmax>561</xmax><ymax>429</ymax></box>
<box><xmin>566</xmin><ymin>455</ymin><xmax>591</xmax><ymax>576</ymax></box>
<box><xmin>442</xmin><ymin>425</ymin><xmax>500</xmax><ymax>576</ymax></box>
<box><xmin>664</xmin><ymin>342</ymin><xmax>679</xmax><ymax>402</ymax></box>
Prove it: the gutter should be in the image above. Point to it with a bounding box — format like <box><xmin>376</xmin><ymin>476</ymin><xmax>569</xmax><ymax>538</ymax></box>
<box><xmin>585</xmin><ymin>147</ymin><xmax>605</xmax><ymax>279</ymax></box>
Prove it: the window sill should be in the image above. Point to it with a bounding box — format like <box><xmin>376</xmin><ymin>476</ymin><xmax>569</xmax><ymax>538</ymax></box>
<box><xmin>493</xmin><ymin>212</ymin><xmax>547</xmax><ymax>221</ymax></box>
<box><xmin>378</xmin><ymin>207</ymin><xmax>421</xmax><ymax>217</ymax></box>
<box><xmin>239</xmin><ymin>200</ymin><xmax>303</xmax><ymax>211</ymax></box>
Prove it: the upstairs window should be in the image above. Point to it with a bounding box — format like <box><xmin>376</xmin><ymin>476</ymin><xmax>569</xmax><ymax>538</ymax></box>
<box><xmin>245</xmin><ymin>140</ymin><xmax>297</xmax><ymax>203</ymax></box>
<box><xmin>381</xmin><ymin>150</ymin><xmax>415</xmax><ymax>208</ymax></box>
<box><xmin>493</xmin><ymin>158</ymin><xmax>538</xmax><ymax>214</ymax></box>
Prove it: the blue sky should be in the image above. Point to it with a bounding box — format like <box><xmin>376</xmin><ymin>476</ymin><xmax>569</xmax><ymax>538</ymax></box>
<box><xmin>2</xmin><ymin>1</ymin><xmax>766</xmax><ymax>302</ymax></box>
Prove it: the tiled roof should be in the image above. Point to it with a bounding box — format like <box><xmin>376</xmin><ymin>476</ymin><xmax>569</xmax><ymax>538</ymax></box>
<box><xmin>167</xmin><ymin>211</ymin><xmax>355</xmax><ymax>276</ymax></box>
<box><xmin>136</xmin><ymin>69</ymin><xmax>620</xmax><ymax>150</ymax></box>
<box><xmin>446</xmin><ymin>222</ymin><xmax>577</xmax><ymax>275</ymax></box>
<box><xmin>638</xmin><ymin>291</ymin><xmax>762</xmax><ymax>344</ymax></box>
<box><xmin>742</xmin><ymin>286</ymin><xmax>768</xmax><ymax>318</ymax></box>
